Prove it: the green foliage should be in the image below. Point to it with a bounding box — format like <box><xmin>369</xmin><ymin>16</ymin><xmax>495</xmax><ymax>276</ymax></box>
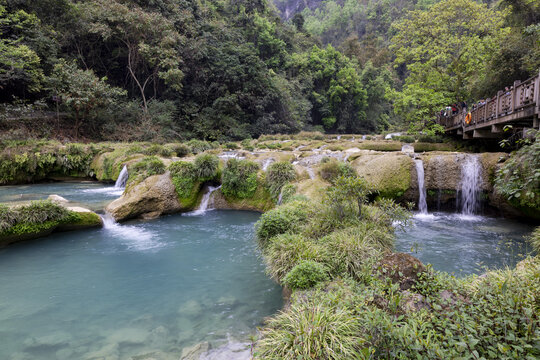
<box><xmin>283</xmin><ymin>260</ymin><xmax>329</xmax><ymax>290</ymax></box>
<box><xmin>221</xmin><ymin>159</ymin><xmax>260</xmax><ymax>199</ymax></box>
<box><xmin>0</xmin><ymin>200</ymin><xmax>71</xmax><ymax>235</ymax></box>
<box><xmin>131</xmin><ymin>156</ymin><xmax>165</xmax><ymax>176</ymax></box>
<box><xmin>142</xmin><ymin>144</ymin><xmax>173</xmax><ymax>157</ymax></box>
<box><xmin>255</xmin><ymin>200</ymin><xmax>310</xmax><ymax>245</ymax></box>
<box><xmin>319</xmin><ymin>158</ymin><xmax>355</xmax><ymax>182</ymax></box>
<box><xmin>168</xmin><ymin>161</ymin><xmax>197</xmax><ymax>198</ymax></box>
<box><xmin>193</xmin><ymin>153</ymin><xmax>219</xmax><ymax>180</ymax></box>
<box><xmin>325</xmin><ymin>175</ymin><xmax>370</xmax><ymax>220</ymax></box>
<box><xmin>168</xmin><ymin>143</ymin><xmax>191</xmax><ymax>157</ymax></box>
<box><xmin>266</xmin><ymin>161</ymin><xmax>296</xmax><ymax>200</ymax></box>
<box><xmin>390</xmin><ymin>0</ymin><xmax>508</xmax><ymax>131</ymax></box>
<box><xmin>256</xmin><ymin>296</ymin><xmax>363</xmax><ymax>359</ymax></box>
<box><xmin>186</xmin><ymin>140</ymin><xmax>214</xmax><ymax>154</ymax></box>
<box><xmin>495</xmin><ymin>139</ymin><xmax>540</xmax><ymax>210</ymax></box>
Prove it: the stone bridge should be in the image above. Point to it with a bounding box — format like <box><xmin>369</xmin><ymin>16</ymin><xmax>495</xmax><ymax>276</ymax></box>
<box><xmin>436</xmin><ymin>71</ymin><xmax>540</xmax><ymax>139</ymax></box>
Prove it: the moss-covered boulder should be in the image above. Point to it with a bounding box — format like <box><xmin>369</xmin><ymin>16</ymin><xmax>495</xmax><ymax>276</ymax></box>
<box><xmin>0</xmin><ymin>200</ymin><xmax>102</xmax><ymax>247</ymax></box>
<box><xmin>351</xmin><ymin>152</ymin><xmax>413</xmax><ymax>199</ymax></box>
<box><xmin>106</xmin><ymin>171</ymin><xmax>184</xmax><ymax>221</ymax></box>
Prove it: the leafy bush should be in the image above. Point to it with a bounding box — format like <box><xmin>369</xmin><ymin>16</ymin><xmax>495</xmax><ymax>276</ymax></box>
<box><xmin>168</xmin><ymin>161</ymin><xmax>197</xmax><ymax>198</ymax></box>
<box><xmin>319</xmin><ymin>158</ymin><xmax>356</xmax><ymax>182</ymax></box>
<box><xmin>168</xmin><ymin>143</ymin><xmax>191</xmax><ymax>157</ymax></box>
<box><xmin>495</xmin><ymin>139</ymin><xmax>540</xmax><ymax>210</ymax></box>
<box><xmin>221</xmin><ymin>159</ymin><xmax>260</xmax><ymax>199</ymax></box>
<box><xmin>224</xmin><ymin>142</ymin><xmax>239</xmax><ymax>150</ymax></box>
<box><xmin>283</xmin><ymin>260</ymin><xmax>329</xmax><ymax>290</ymax></box>
<box><xmin>417</xmin><ymin>134</ymin><xmax>444</xmax><ymax>143</ymax></box>
<box><xmin>255</xmin><ymin>200</ymin><xmax>309</xmax><ymax>245</ymax></box>
<box><xmin>186</xmin><ymin>139</ymin><xmax>214</xmax><ymax>154</ymax></box>
<box><xmin>131</xmin><ymin>156</ymin><xmax>166</xmax><ymax>177</ymax></box>
<box><xmin>143</xmin><ymin>144</ymin><xmax>173</xmax><ymax>157</ymax></box>
<box><xmin>193</xmin><ymin>153</ymin><xmax>219</xmax><ymax>180</ymax></box>
<box><xmin>266</xmin><ymin>161</ymin><xmax>296</xmax><ymax>200</ymax></box>
<box><xmin>279</xmin><ymin>183</ymin><xmax>297</xmax><ymax>204</ymax></box>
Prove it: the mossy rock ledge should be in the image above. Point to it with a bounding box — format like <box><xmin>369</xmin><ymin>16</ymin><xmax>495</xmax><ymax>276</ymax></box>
<box><xmin>0</xmin><ymin>199</ymin><xmax>102</xmax><ymax>247</ymax></box>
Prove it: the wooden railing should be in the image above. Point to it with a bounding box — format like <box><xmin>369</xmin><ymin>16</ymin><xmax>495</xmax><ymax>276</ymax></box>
<box><xmin>436</xmin><ymin>71</ymin><xmax>540</xmax><ymax>130</ymax></box>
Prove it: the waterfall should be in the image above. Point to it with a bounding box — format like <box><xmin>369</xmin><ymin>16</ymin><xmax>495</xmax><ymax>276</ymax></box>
<box><xmin>114</xmin><ymin>165</ymin><xmax>129</xmax><ymax>189</ymax></box>
<box><xmin>306</xmin><ymin>167</ymin><xmax>316</xmax><ymax>180</ymax></box>
<box><xmin>458</xmin><ymin>155</ymin><xmax>483</xmax><ymax>215</ymax></box>
<box><xmin>414</xmin><ymin>159</ymin><xmax>428</xmax><ymax>214</ymax></box>
<box><xmin>187</xmin><ymin>185</ymin><xmax>221</xmax><ymax>216</ymax></box>
<box><xmin>100</xmin><ymin>213</ymin><xmax>117</xmax><ymax>229</ymax></box>
<box><xmin>277</xmin><ymin>191</ymin><xmax>283</xmax><ymax>205</ymax></box>
<box><xmin>99</xmin><ymin>213</ymin><xmax>158</xmax><ymax>250</ymax></box>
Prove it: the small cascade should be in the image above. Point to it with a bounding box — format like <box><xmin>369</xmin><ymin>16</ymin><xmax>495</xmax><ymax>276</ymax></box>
<box><xmin>188</xmin><ymin>185</ymin><xmax>221</xmax><ymax>215</ymax></box>
<box><xmin>114</xmin><ymin>165</ymin><xmax>129</xmax><ymax>189</ymax></box>
<box><xmin>337</xmin><ymin>135</ymin><xmax>341</xmax><ymax>140</ymax></box>
<box><xmin>414</xmin><ymin>159</ymin><xmax>428</xmax><ymax>214</ymax></box>
<box><xmin>99</xmin><ymin>212</ymin><xmax>158</xmax><ymax>250</ymax></box>
<box><xmin>100</xmin><ymin>213</ymin><xmax>117</xmax><ymax>229</ymax></box>
<box><xmin>306</xmin><ymin>167</ymin><xmax>316</xmax><ymax>180</ymax></box>
<box><xmin>277</xmin><ymin>191</ymin><xmax>283</xmax><ymax>205</ymax></box>
<box><xmin>262</xmin><ymin>158</ymin><xmax>274</xmax><ymax>171</ymax></box>
<box><xmin>458</xmin><ymin>155</ymin><xmax>483</xmax><ymax>215</ymax></box>
<box><xmin>401</xmin><ymin>144</ymin><xmax>415</xmax><ymax>155</ymax></box>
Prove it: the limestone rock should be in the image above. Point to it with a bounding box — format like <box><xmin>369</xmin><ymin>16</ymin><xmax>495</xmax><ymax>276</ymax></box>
<box><xmin>106</xmin><ymin>172</ymin><xmax>183</xmax><ymax>221</ymax></box>
<box><xmin>47</xmin><ymin>194</ymin><xmax>69</xmax><ymax>204</ymax></box>
<box><xmin>181</xmin><ymin>342</ymin><xmax>210</xmax><ymax>360</ymax></box>
<box><xmin>378</xmin><ymin>253</ymin><xmax>426</xmax><ymax>290</ymax></box>
<box><xmin>351</xmin><ymin>152</ymin><xmax>413</xmax><ymax>199</ymax></box>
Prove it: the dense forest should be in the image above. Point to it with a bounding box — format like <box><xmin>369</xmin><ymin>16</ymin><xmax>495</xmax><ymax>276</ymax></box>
<box><xmin>0</xmin><ymin>0</ymin><xmax>538</xmax><ymax>141</ymax></box>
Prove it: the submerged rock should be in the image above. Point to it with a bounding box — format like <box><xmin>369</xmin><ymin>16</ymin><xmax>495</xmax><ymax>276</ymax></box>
<box><xmin>181</xmin><ymin>342</ymin><xmax>210</xmax><ymax>360</ymax></box>
<box><xmin>106</xmin><ymin>171</ymin><xmax>183</xmax><ymax>221</ymax></box>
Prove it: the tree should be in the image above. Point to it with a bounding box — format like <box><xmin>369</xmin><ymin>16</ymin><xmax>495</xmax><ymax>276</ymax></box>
<box><xmin>49</xmin><ymin>60</ymin><xmax>125</xmax><ymax>139</ymax></box>
<box><xmin>0</xmin><ymin>4</ymin><xmax>44</xmax><ymax>100</ymax></box>
<box><xmin>325</xmin><ymin>175</ymin><xmax>369</xmax><ymax>220</ymax></box>
<box><xmin>390</xmin><ymin>0</ymin><xmax>508</xmax><ymax>130</ymax></box>
<box><xmin>78</xmin><ymin>0</ymin><xmax>183</xmax><ymax>113</ymax></box>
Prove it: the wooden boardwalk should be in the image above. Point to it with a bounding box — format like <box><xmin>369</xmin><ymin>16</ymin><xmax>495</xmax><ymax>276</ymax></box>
<box><xmin>436</xmin><ymin>71</ymin><xmax>540</xmax><ymax>139</ymax></box>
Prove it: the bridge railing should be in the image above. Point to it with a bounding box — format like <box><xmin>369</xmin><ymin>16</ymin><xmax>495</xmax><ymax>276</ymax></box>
<box><xmin>436</xmin><ymin>71</ymin><xmax>540</xmax><ymax>130</ymax></box>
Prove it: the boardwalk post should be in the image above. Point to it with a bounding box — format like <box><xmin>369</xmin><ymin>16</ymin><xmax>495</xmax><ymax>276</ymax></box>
<box><xmin>496</xmin><ymin>91</ymin><xmax>501</xmax><ymax>119</ymax></box>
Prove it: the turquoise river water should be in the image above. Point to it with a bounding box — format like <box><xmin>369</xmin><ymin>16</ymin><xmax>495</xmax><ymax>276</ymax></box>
<box><xmin>0</xmin><ymin>209</ymin><xmax>282</xmax><ymax>359</ymax></box>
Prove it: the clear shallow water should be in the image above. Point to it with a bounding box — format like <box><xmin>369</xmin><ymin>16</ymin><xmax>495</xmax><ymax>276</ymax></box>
<box><xmin>0</xmin><ymin>182</ymin><xmax>123</xmax><ymax>211</ymax></box>
<box><xmin>395</xmin><ymin>213</ymin><xmax>535</xmax><ymax>276</ymax></box>
<box><xmin>0</xmin><ymin>211</ymin><xmax>282</xmax><ymax>360</ymax></box>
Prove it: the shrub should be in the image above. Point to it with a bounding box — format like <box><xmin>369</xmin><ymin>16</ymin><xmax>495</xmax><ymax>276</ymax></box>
<box><xmin>319</xmin><ymin>159</ymin><xmax>356</xmax><ymax>182</ymax></box>
<box><xmin>168</xmin><ymin>161</ymin><xmax>197</xmax><ymax>198</ymax></box>
<box><xmin>143</xmin><ymin>144</ymin><xmax>173</xmax><ymax>157</ymax></box>
<box><xmin>279</xmin><ymin>183</ymin><xmax>297</xmax><ymax>204</ymax></box>
<box><xmin>0</xmin><ymin>204</ymin><xmax>17</xmax><ymax>232</ymax></box>
<box><xmin>186</xmin><ymin>139</ymin><xmax>213</xmax><ymax>153</ymax></box>
<box><xmin>255</xmin><ymin>200</ymin><xmax>309</xmax><ymax>245</ymax></box>
<box><xmin>256</xmin><ymin>301</ymin><xmax>362</xmax><ymax>359</ymax></box>
<box><xmin>193</xmin><ymin>153</ymin><xmax>219</xmax><ymax>180</ymax></box>
<box><xmin>417</xmin><ymin>134</ymin><xmax>444</xmax><ymax>143</ymax></box>
<box><xmin>168</xmin><ymin>143</ymin><xmax>191</xmax><ymax>157</ymax></box>
<box><xmin>224</xmin><ymin>142</ymin><xmax>239</xmax><ymax>150</ymax></box>
<box><xmin>494</xmin><ymin>139</ymin><xmax>540</xmax><ymax>210</ymax></box>
<box><xmin>221</xmin><ymin>159</ymin><xmax>260</xmax><ymax>199</ymax></box>
<box><xmin>241</xmin><ymin>139</ymin><xmax>252</xmax><ymax>148</ymax></box>
<box><xmin>283</xmin><ymin>260</ymin><xmax>329</xmax><ymax>290</ymax></box>
<box><xmin>131</xmin><ymin>156</ymin><xmax>166</xmax><ymax>177</ymax></box>
<box><xmin>395</xmin><ymin>135</ymin><xmax>416</xmax><ymax>143</ymax></box>
<box><xmin>264</xmin><ymin>233</ymin><xmax>326</xmax><ymax>281</ymax></box>
<box><xmin>266</xmin><ymin>161</ymin><xmax>296</xmax><ymax>200</ymax></box>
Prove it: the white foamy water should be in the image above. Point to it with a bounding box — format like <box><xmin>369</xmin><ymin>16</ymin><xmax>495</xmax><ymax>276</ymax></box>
<box><xmin>458</xmin><ymin>155</ymin><xmax>482</xmax><ymax>215</ymax></box>
<box><xmin>114</xmin><ymin>165</ymin><xmax>129</xmax><ymax>189</ymax></box>
<box><xmin>414</xmin><ymin>159</ymin><xmax>428</xmax><ymax>214</ymax></box>
<box><xmin>185</xmin><ymin>186</ymin><xmax>222</xmax><ymax>216</ymax></box>
<box><xmin>101</xmin><ymin>213</ymin><xmax>163</xmax><ymax>251</ymax></box>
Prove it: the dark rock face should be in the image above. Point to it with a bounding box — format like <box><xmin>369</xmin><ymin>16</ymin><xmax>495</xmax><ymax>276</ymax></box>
<box><xmin>273</xmin><ymin>0</ymin><xmax>322</xmax><ymax>20</ymax></box>
<box><xmin>378</xmin><ymin>253</ymin><xmax>426</xmax><ymax>290</ymax></box>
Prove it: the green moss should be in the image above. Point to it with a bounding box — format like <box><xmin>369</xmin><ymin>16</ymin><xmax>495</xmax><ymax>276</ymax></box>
<box><xmin>63</xmin><ymin>211</ymin><xmax>102</xmax><ymax>227</ymax></box>
<box><xmin>358</xmin><ymin>141</ymin><xmax>402</xmax><ymax>152</ymax></box>
<box><xmin>223</xmin><ymin>181</ymin><xmax>274</xmax><ymax>212</ymax></box>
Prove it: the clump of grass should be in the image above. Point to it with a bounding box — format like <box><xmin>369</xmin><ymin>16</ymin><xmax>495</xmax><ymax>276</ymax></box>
<box><xmin>319</xmin><ymin>158</ymin><xmax>356</xmax><ymax>182</ymax></box>
<box><xmin>131</xmin><ymin>156</ymin><xmax>166</xmax><ymax>177</ymax></box>
<box><xmin>168</xmin><ymin>143</ymin><xmax>191</xmax><ymax>157</ymax></box>
<box><xmin>142</xmin><ymin>144</ymin><xmax>173</xmax><ymax>157</ymax></box>
<box><xmin>168</xmin><ymin>161</ymin><xmax>197</xmax><ymax>198</ymax></box>
<box><xmin>193</xmin><ymin>153</ymin><xmax>219</xmax><ymax>180</ymax></box>
<box><xmin>0</xmin><ymin>200</ymin><xmax>72</xmax><ymax>235</ymax></box>
<box><xmin>527</xmin><ymin>227</ymin><xmax>540</xmax><ymax>253</ymax></box>
<box><xmin>266</xmin><ymin>161</ymin><xmax>296</xmax><ymax>200</ymax></box>
<box><xmin>221</xmin><ymin>159</ymin><xmax>260</xmax><ymax>199</ymax></box>
<box><xmin>255</xmin><ymin>200</ymin><xmax>310</xmax><ymax>245</ymax></box>
<box><xmin>256</xmin><ymin>301</ymin><xmax>362</xmax><ymax>359</ymax></box>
